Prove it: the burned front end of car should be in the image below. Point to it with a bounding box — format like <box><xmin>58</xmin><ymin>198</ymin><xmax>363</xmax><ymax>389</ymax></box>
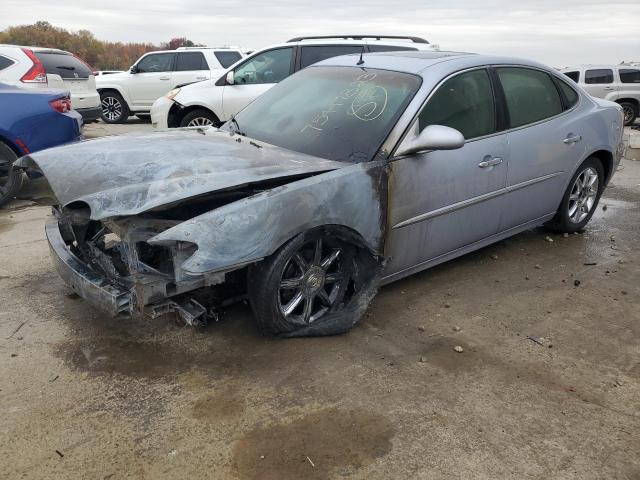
<box><xmin>47</xmin><ymin>204</ymin><xmax>229</xmax><ymax>325</ymax></box>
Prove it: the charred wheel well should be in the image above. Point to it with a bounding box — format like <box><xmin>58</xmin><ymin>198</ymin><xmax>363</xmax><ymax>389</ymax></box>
<box><xmin>589</xmin><ymin>149</ymin><xmax>614</xmax><ymax>183</ymax></box>
<box><xmin>168</xmin><ymin>104</ymin><xmax>220</xmax><ymax>128</ymax></box>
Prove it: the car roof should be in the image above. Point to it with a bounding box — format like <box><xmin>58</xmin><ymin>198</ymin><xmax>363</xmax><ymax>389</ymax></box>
<box><xmin>312</xmin><ymin>50</ymin><xmax>556</xmax><ymax>77</ymax></box>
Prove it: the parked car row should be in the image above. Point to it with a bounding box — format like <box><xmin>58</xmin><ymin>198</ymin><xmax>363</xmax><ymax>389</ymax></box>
<box><xmin>0</xmin><ymin>45</ymin><xmax>101</xmax><ymax>122</ymax></box>
<box><xmin>150</xmin><ymin>35</ymin><xmax>440</xmax><ymax>128</ymax></box>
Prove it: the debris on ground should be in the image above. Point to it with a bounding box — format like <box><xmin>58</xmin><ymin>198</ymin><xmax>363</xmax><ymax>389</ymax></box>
<box><xmin>55</xmin><ymin>450</ymin><xmax>64</xmax><ymax>458</ymax></box>
<box><xmin>453</xmin><ymin>346</ymin><xmax>464</xmax><ymax>353</ymax></box>
<box><xmin>610</xmin><ymin>235</ymin><xmax>615</xmax><ymax>242</ymax></box>
<box><xmin>602</xmin><ymin>204</ymin><xmax>608</xmax><ymax>211</ymax></box>
<box><xmin>534</xmin><ymin>264</ymin><xmax>541</xmax><ymax>269</ymax></box>
<box><xmin>574</xmin><ymin>280</ymin><xmax>581</xmax><ymax>286</ymax></box>
<box><xmin>306</xmin><ymin>456</ymin><xmax>315</xmax><ymax>468</ymax></box>
<box><xmin>418</xmin><ymin>326</ymin><xmax>425</xmax><ymax>332</ymax></box>
<box><xmin>452</xmin><ymin>326</ymin><xmax>462</xmax><ymax>332</ymax></box>
<box><xmin>419</xmin><ymin>356</ymin><xmax>427</xmax><ymax>363</ymax></box>
<box><xmin>563</xmin><ymin>233</ymin><xmax>569</xmax><ymax>238</ymax></box>
<box><xmin>584</xmin><ymin>262</ymin><xmax>597</xmax><ymax>266</ymax></box>
<box><xmin>6</xmin><ymin>320</ymin><xmax>27</xmax><ymax>339</ymax></box>
<box><xmin>490</xmin><ymin>254</ymin><xmax>498</xmax><ymax>260</ymax></box>
<box><xmin>444</xmin><ymin>303</ymin><xmax>451</xmax><ymax>308</ymax></box>
<box><xmin>49</xmin><ymin>375</ymin><xmax>59</xmax><ymax>383</ymax></box>
<box><xmin>545</xmin><ymin>236</ymin><xmax>554</xmax><ymax>242</ymax></box>
<box><xmin>526</xmin><ymin>335</ymin><xmax>544</xmax><ymax>346</ymax></box>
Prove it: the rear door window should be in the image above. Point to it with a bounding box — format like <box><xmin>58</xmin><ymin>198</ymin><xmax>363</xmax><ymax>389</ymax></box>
<box><xmin>418</xmin><ymin>68</ymin><xmax>496</xmax><ymax>139</ymax></box>
<box><xmin>584</xmin><ymin>69</ymin><xmax>613</xmax><ymax>84</ymax></box>
<box><xmin>619</xmin><ymin>68</ymin><xmax>640</xmax><ymax>84</ymax></box>
<box><xmin>214</xmin><ymin>51</ymin><xmax>242</xmax><ymax>68</ymax></box>
<box><xmin>563</xmin><ymin>71</ymin><xmax>580</xmax><ymax>82</ymax></box>
<box><xmin>0</xmin><ymin>55</ymin><xmax>15</xmax><ymax>71</ymax></box>
<box><xmin>497</xmin><ymin>67</ymin><xmax>563</xmax><ymax>128</ymax></box>
<box><xmin>175</xmin><ymin>52</ymin><xmax>208</xmax><ymax>71</ymax></box>
<box><xmin>136</xmin><ymin>53</ymin><xmax>175</xmax><ymax>73</ymax></box>
<box><xmin>299</xmin><ymin>45</ymin><xmax>364</xmax><ymax>69</ymax></box>
<box><xmin>555</xmin><ymin>77</ymin><xmax>580</xmax><ymax>109</ymax></box>
<box><xmin>34</xmin><ymin>52</ymin><xmax>92</xmax><ymax>79</ymax></box>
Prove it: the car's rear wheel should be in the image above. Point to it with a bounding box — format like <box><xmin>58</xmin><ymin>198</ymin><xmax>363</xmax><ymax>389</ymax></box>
<box><xmin>180</xmin><ymin>109</ymin><xmax>219</xmax><ymax>128</ymax></box>
<box><xmin>0</xmin><ymin>142</ymin><xmax>23</xmax><ymax>208</ymax></box>
<box><xmin>248</xmin><ymin>229</ymin><xmax>379</xmax><ymax>337</ymax></box>
<box><xmin>100</xmin><ymin>91</ymin><xmax>130</xmax><ymax>124</ymax></box>
<box><xmin>548</xmin><ymin>157</ymin><xmax>604</xmax><ymax>233</ymax></box>
<box><xmin>619</xmin><ymin>101</ymin><xmax>638</xmax><ymax>126</ymax></box>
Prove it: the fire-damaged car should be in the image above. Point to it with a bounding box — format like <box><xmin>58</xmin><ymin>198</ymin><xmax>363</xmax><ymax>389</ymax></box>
<box><xmin>17</xmin><ymin>51</ymin><xmax>623</xmax><ymax>336</ymax></box>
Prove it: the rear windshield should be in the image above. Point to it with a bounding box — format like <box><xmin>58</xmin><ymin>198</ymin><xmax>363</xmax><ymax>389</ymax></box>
<box><xmin>214</xmin><ymin>51</ymin><xmax>242</xmax><ymax>68</ymax></box>
<box><xmin>35</xmin><ymin>52</ymin><xmax>92</xmax><ymax>79</ymax></box>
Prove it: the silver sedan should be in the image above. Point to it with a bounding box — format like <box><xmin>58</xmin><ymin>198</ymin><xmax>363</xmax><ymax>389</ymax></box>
<box><xmin>19</xmin><ymin>51</ymin><xmax>625</xmax><ymax>337</ymax></box>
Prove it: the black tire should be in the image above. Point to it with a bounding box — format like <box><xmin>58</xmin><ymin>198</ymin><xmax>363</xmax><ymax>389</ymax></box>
<box><xmin>99</xmin><ymin>91</ymin><xmax>130</xmax><ymax>124</ymax></box>
<box><xmin>180</xmin><ymin>109</ymin><xmax>219</xmax><ymax>128</ymax></box>
<box><xmin>619</xmin><ymin>101</ymin><xmax>638</xmax><ymax>126</ymax></box>
<box><xmin>248</xmin><ymin>228</ymin><xmax>380</xmax><ymax>337</ymax></box>
<box><xmin>0</xmin><ymin>142</ymin><xmax>23</xmax><ymax>208</ymax></box>
<box><xmin>547</xmin><ymin>157</ymin><xmax>604</xmax><ymax>233</ymax></box>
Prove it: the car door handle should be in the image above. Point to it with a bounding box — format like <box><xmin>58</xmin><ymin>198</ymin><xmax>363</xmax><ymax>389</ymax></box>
<box><xmin>196</xmin><ymin>76</ymin><xmax>207</xmax><ymax>80</ymax></box>
<box><xmin>478</xmin><ymin>156</ymin><xmax>503</xmax><ymax>168</ymax></box>
<box><xmin>563</xmin><ymin>134</ymin><xmax>582</xmax><ymax>144</ymax></box>
<box><xmin>159</xmin><ymin>76</ymin><xmax>171</xmax><ymax>80</ymax></box>
<box><xmin>603</xmin><ymin>86</ymin><xmax>614</xmax><ymax>91</ymax></box>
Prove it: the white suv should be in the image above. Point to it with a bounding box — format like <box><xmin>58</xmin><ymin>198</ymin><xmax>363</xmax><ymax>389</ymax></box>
<box><xmin>561</xmin><ymin>65</ymin><xmax>640</xmax><ymax>125</ymax></box>
<box><xmin>97</xmin><ymin>47</ymin><xmax>245</xmax><ymax>123</ymax></box>
<box><xmin>150</xmin><ymin>35</ymin><xmax>439</xmax><ymax>129</ymax></box>
<box><xmin>0</xmin><ymin>45</ymin><xmax>101</xmax><ymax>122</ymax></box>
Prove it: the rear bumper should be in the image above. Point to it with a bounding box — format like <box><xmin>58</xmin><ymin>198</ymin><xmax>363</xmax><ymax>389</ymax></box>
<box><xmin>76</xmin><ymin>106</ymin><xmax>101</xmax><ymax>123</ymax></box>
<box><xmin>46</xmin><ymin>218</ymin><xmax>132</xmax><ymax>316</ymax></box>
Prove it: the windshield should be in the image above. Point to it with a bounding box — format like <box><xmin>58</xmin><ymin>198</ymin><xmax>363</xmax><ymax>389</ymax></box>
<box><xmin>223</xmin><ymin>66</ymin><xmax>421</xmax><ymax>162</ymax></box>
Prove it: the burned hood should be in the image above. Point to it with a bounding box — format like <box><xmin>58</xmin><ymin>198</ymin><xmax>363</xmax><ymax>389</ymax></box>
<box><xmin>19</xmin><ymin>128</ymin><xmax>344</xmax><ymax>220</ymax></box>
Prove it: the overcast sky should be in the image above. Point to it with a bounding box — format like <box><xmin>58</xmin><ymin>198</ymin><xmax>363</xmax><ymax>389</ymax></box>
<box><xmin>2</xmin><ymin>0</ymin><xmax>639</xmax><ymax>66</ymax></box>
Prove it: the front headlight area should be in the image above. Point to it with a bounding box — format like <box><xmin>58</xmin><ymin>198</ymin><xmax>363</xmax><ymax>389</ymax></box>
<box><xmin>166</xmin><ymin>88</ymin><xmax>181</xmax><ymax>100</ymax></box>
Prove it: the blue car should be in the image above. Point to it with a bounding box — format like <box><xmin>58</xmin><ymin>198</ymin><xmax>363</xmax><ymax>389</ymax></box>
<box><xmin>0</xmin><ymin>82</ymin><xmax>82</xmax><ymax>206</ymax></box>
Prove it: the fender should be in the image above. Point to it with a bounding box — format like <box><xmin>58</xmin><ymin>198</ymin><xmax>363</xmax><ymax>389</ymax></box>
<box><xmin>96</xmin><ymin>83</ymin><xmax>131</xmax><ymax>107</ymax></box>
<box><xmin>149</xmin><ymin>161</ymin><xmax>389</xmax><ymax>275</ymax></box>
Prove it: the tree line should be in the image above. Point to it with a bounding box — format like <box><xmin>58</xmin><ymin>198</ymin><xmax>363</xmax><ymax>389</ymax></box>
<box><xmin>0</xmin><ymin>21</ymin><xmax>200</xmax><ymax>70</ymax></box>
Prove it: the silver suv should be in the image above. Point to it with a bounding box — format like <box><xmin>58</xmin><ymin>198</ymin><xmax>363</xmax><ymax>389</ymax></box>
<box><xmin>561</xmin><ymin>65</ymin><xmax>640</xmax><ymax>125</ymax></box>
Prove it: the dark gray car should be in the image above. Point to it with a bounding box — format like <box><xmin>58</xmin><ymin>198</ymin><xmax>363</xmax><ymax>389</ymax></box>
<box><xmin>17</xmin><ymin>51</ymin><xmax>625</xmax><ymax>337</ymax></box>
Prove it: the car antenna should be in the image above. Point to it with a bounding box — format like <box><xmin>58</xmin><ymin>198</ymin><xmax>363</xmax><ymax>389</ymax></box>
<box><xmin>357</xmin><ymin>45</ymin><xmax>365</xmax><ymax>65</ymax></box>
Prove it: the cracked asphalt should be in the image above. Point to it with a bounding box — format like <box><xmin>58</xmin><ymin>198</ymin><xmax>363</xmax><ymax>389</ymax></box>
<box><xmin>0</xmin><ymin>121</ymin><xmax>638</xmax><ymax>479</ymax></box>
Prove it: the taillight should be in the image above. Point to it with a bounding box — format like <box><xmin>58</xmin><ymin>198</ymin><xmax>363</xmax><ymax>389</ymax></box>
<box><xmin>20</xmin><ymin>48</ymin><xmax>48</xmax><ymax>84</ymax></box>
<box><xmin>49</xmin><ymin>97</ymin><xmax>72</xmax><ymax>113</ymax></box>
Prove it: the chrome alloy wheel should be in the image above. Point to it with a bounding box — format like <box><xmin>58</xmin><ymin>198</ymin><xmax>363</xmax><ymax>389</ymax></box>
<box><xmin>622</xmin><ymin>104</ymin><xmax>635</xmax><ymax>125</ymax></box>
<box><xmin>278</xmin><ymin>238</ymin><xmax>346</xmax><ymax>325</ymax></box>
<box><xmin>187</xmin><ymin>117</ymin><xmax>214</xmax><ymax>127</ymax></box>
<box><xmin>101</xmin><ymin>96</ymin><xmax>122</xmax><ymax>121</ymax></box>
<box><xmin>568</xmin><ymin>166</ymin><xmax>599</xmax><ymax>224</ymax></box>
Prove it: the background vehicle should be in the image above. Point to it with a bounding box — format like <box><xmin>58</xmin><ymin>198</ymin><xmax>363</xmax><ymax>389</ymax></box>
<box><xmin>96</xmin><ymin>46</ymin><xmax>246</xmax><ymax>123</ymax></box>
<box><xmin>150</xmin><ymin>35</ymin><xmax>440</xmax><ymax>128</ymax></box>
<box><xmin>0</xmin><ymin>45</ymin><xmax>101</xmax><ymax>123</ymax></box>
<box><xmin>24</xmin><ymin>51</ymin><xmax>623</xmax><ymax>337</ymax></box>
<box><xmin>562</xmin><ymin>64</ymin><xmax>640</xmax><ymax>125</ymax></box>
<box><xmin>0</xmin><ymin>82</ymin><xmax>82</xmax><ymax>206</ymax></box>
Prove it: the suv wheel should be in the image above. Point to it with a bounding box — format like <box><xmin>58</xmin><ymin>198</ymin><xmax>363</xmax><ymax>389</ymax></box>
<box><xmin>248</xmin><ymin>229</ymin><xmax>380</xmax><ymax>337</ymax></box>
<box><xmin>0</xmin><ymin>142</ymin><xmax>23</xmax><ymax>208</ymax></box>
<box><xmin>180</xmin><ymin>109</ymin><xmax>219</xmax><ymax>128</ymax></box>
<box><xmin>619</xmin><ymin>101</ymin><xmax>638</xmax><ymax>126</ymax></box>
<box><xmin>100</xmin><ymin>91</ymin><xmax>130</xmax><ymax>124</ymax></box>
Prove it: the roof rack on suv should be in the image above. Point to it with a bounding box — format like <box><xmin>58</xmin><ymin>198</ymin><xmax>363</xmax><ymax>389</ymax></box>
<box><xmin>287</xmin><ymin>35</ymin><xmax>429</xmax><ymax>44</ymax></box>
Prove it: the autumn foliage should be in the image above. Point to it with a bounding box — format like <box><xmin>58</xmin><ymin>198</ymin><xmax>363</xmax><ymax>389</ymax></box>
<box><xmin>0</xmin><ymin>21</ymin><xmax>200</xmax><ymax>70</ymax></box>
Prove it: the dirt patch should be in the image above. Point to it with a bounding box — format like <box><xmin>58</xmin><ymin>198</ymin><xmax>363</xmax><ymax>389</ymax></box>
<box><xmin>231</xmin><ymin>407</ymin><xmax>394</xmax><ymax>480</ymax></box>
<box><xmin>192</xmin><ymin>384</ymin><xmax>246</xmax><ymax>421</ymax></box>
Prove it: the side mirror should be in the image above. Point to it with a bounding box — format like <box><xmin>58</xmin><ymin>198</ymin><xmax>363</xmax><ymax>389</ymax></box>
<box><xmin>226</xmin><ymin>71</ymin><xmax>235</xmax><ymax>85</ymax></box>
<box><xmin>130</xmin><ymin>65</ymin><xmax>139</xmax><ymax>74</ymax></box>
<box><xmin>395</xmin><ymin>125</ymin><xmax>465</xmax><ymax>157</ymax></box>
